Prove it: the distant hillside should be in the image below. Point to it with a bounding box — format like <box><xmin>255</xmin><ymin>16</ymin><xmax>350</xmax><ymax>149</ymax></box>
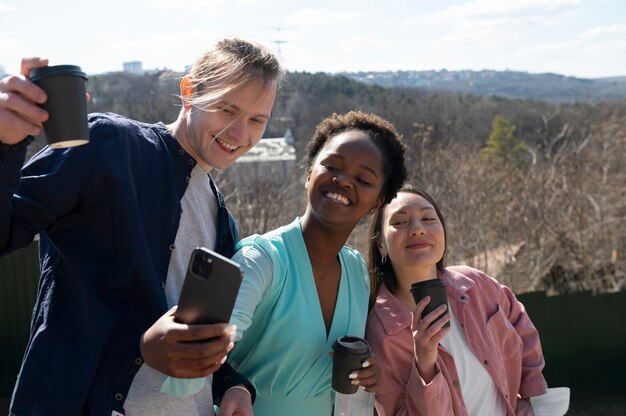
<box><xmin>340</xmin><ymin>70</ymin><xmax>626</xmax><ymax>103</ymax></box>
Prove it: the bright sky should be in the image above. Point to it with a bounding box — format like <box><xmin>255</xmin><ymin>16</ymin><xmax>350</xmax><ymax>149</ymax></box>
<box><xmin>1</xmin><ymin>0</ymin><xmax>625</xmax><ymax>78</ymax></box>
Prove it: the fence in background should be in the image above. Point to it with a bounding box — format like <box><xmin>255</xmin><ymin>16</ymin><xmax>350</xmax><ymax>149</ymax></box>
<box><xmin>519</xmin><ymin>289</ymin><xmax>626</xmax><ymax>396</ymax></box>
<box><xmin>0</xmin><ymin>243</ymin><xmax>39</xmax><ymax>396</ymax></box>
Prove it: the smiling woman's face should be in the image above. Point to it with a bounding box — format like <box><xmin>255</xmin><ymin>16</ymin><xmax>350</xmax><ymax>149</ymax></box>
<box><xmin>305</xmin><ymin>130</ymin><xmax>385</xmax><ymax>230</ymax></box>
<box><xmin>378</xmin><ymin>192</ymin><xmax>446</xmax><ymax>282</ymax></box>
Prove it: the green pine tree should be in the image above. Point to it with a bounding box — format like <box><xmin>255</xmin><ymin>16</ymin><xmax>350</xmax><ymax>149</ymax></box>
<box><xmin>481</xmin><ymin>115</ymin><xmax>528</xmax><ymax>168</ymax></box>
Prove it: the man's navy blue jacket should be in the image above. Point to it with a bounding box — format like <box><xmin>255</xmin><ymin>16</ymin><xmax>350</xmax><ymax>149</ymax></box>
<box><xmin>0</xmin><ymin>113</ymin><xmax>249</xmax><ymax>415</ymax></box>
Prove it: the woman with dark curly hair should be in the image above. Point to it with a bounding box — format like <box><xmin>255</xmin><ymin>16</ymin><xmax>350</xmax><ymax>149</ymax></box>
<box><xmin>226</xmin><ymin>111</ymin><xmax>408</xmax><ymax>415</ymax></box>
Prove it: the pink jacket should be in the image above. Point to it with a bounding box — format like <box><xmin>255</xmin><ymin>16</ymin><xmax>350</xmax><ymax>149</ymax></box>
<box><xmin>366</xmin><ymin>266</ymin><xmax>547</xmax><ymax>416</ymax></box>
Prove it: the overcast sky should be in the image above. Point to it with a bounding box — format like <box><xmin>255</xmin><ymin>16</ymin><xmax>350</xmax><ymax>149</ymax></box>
<box><xmin>1</xmin><ymin>0</ymin><xmax>625</xmax><ymax>78</ymax></box>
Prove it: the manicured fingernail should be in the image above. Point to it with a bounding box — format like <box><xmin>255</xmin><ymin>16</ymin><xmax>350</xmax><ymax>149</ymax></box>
<box><xmin>225</xmin><ymin>324</ymin><xmax>237</xmax><ymax>333</ymax></box>
<box><xmin>227</xmin><ymin>342</ymin><xmax>234</xmax><ymax>351</ymax></box>
<box><xmin>220</xmin><ymin>356</ymin><xmax>227</xmax><ymax>364</ymax></box>
<box><xmin>351</xmin><ymin>379</ymin><xmax>360</xmax><ymax>385</ymax></box>
<box><xmin>360</xmin><ymin>386</ymin><xmax>366</xmax><ymax>391</ymax></box>
<box><xmin>349</xmin><ymin>372</ymin><xmax>358</xmax><ymax>379</ymax></box>
<box><xmin>362</xmin><ymin>360</ymin><xmax>371</xmax><ymax>368</ymax></box>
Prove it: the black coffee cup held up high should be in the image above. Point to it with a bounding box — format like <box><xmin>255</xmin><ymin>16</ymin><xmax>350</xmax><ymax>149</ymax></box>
<box><xmin>410</xmin><ymin>278</ymin><xmax>451</xmax><ymax>328</ymax></box>
<box><xmin>29</xmin><ymin>65</ymin><xmax>89</xmax><ymax>148</ymax></box>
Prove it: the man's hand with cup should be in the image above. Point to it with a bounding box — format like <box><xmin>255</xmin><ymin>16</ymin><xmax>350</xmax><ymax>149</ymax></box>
<box><xmin>0</xmin><ymin>57</ymin><xmax>49</xmax><ymax>145</ymax></box>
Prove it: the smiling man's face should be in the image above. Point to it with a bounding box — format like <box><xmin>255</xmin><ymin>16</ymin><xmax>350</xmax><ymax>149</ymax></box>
<box><xmin>179</xmin><ymin>78</ymin><xmax>277</xmax><ymax>171</ymax></box>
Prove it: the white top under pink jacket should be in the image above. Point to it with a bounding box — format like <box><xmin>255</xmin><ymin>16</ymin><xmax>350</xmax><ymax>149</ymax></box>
<box><xmin>365</xmin><ymin>266</ymin><xmax>547</xmax><ymax>416</ymax></box>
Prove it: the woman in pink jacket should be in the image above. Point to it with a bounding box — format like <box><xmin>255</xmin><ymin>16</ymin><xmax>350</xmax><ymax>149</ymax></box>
<box><xmin>365</xmin><ymin>186</ymin><xmax>547</xmax><ymax>416</ymax></box>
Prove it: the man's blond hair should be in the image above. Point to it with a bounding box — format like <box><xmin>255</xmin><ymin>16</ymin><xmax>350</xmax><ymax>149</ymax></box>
<box><xmin>184</xmin><ymin>37</ymin><xmax>282</xmax><ymax>109</ymax></box>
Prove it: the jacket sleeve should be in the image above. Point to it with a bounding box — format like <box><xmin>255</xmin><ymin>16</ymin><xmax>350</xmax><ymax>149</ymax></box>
<box><xmin>366</xmin><ymin>313</ymin><xmax>454</xmax><ymax>416</ymax></box>
<box><xmin>499</xmin><ymin>284</ymin><xmax>548</xmax><ymax>398</ymax></box>
<box><xmin>229</xmin><ymin>242</ymin><xmax>274</xmax><ymax>341</ymax></box>
<box><xmin>212</xmin><ymin>362</ymin><xmax>256</xmax><ymax>405</ymax></box>
<box><xmin>0</xmin><ymin>143</ymin><xmax>30</xmax><ymax>254</ymax></box>
<box><xmin>0</xmin><ymin>139</ymin><xmax>93</xmax><ymax>256</ymax></box>
<box><xmin>211</xmin><ymin>241</ymin><xmax>275</xmax><ymax>405</ymax></box>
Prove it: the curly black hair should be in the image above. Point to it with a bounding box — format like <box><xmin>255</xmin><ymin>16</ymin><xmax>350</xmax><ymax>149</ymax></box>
<box><xmin>303</xmin><ymin>111</ymin><xmax>408</xmax><ymax>204</ymax></box>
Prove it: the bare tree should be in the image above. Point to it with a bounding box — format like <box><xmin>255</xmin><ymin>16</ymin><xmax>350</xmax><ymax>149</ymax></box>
<box><xmin>213</xmin><ymin>162</ymin><xmax>305</xmax><ymax>239</ymax></box>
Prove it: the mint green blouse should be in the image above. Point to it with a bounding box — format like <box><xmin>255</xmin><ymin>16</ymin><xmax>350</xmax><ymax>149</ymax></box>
<box><xmin>228</xmin><ymin>218</ymin><xmax>370</xmax><ymax>416</ymax></box>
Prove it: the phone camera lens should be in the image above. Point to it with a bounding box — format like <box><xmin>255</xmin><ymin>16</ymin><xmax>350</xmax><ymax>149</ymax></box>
<box><xmin>192</xmin><ymin>255</ymin><xmax>204</xmax><ymax>275</ymax></box>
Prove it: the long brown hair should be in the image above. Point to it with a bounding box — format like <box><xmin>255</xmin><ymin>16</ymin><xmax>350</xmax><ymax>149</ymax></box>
<box><xmin>367</xmin><ymin>186</ymin><xmax>448</xmax><ymax>309</ymax></box>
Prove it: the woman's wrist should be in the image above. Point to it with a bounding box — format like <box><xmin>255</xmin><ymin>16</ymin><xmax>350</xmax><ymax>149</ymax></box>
<box><xmin>415</xmin><ymin>356</ymin><xmax>437</xmax><ymax>384</ymax></box>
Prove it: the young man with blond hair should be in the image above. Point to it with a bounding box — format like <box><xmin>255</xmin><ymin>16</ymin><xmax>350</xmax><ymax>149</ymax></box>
<box><xmin>0</xmin><ymin>37</ymin><xmax>281</xmax><ymax>416</ymax></box>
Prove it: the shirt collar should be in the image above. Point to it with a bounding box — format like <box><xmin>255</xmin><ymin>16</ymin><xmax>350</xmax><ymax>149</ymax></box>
<box><xmin>372</xmin><ymin>282</ymin><xmax>413</xmax><ymax>335</ymax></box>
<box><xmin>372</xmin><ymin>268</ymin><xmax>477</xmax><ymax>336</ymax></box>
<box><xmin>442</xmin><ymin>267</ymin><xmax>475</xmax><ymax>301</ymax></box>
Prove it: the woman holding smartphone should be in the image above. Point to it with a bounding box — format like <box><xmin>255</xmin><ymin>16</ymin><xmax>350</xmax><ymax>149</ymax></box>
<box><xmin>365</xmin><ymin>186</ymin><xmax>549</xmax><ymax>416</ymax></box>
<box><xmin>227</xmin><ymin>111</ymin><xmax>408</xmax><ymax>415</ymax></box>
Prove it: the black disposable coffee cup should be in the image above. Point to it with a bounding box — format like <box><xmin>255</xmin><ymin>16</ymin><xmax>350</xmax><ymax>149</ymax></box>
<box><xmin>410</xmin><ymin>278</ymin><xmax>451</xmax><ymax>328</ymax></box>
<box><xmin>29</xmin><ymin>65</ymin><xmax>89</xmax><ymax>148</ymax></box>
<box><xmin>332</xmin><ymin>336</ymin><xmax>371</xmax><ymax>394</ymax></box>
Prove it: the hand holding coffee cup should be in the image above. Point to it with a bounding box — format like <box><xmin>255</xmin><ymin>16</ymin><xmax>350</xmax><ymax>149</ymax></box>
<box><xmin>332</xmin><ymin>336</ymin><xmax>372</xmax><ymax>394</ymax></box>
<box><xmin>410</xmin><ymin>278</ymin><xmax>450</xmax><ymax>328</ymax></box>
<box><xmin>29</xmin><ymin>65</ymin><xmax>89</xmax><ymax>148</ymax></box>
<box><xmin>0</xmin><ymin>58</ymin><xmax>50</xmax><ymax>145</ymax></box>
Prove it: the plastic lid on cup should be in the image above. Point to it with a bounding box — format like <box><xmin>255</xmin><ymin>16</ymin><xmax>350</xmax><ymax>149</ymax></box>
<box><xmin>332</xmin><ymin>336</ymin><xmax>370</xmax><ymax>356</ymax></box>
<box><xmin>410</xmin><ymin>278</ymin><xmax>446</xmax><ymax>291</ymax></box>
<box><xmin>30</xmin><ymin>65</ymin><xmax>88</xmax><ymax>82</ymax></box>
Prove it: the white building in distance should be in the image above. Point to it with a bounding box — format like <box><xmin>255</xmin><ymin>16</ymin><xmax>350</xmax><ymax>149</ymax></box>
<box><xmin>123</xmin><ymin>61</ymin><xmax>143</xmax><ymax>75</ymax></box>
<box><xmin>226</xmin><ymin>129</ymin><xmax>298</xmax><ymax>194</ymax></box>
<box><xmin>237</xmin><ymin>129</ymin><xmax>295</xmax><ymax>165</ymax></box>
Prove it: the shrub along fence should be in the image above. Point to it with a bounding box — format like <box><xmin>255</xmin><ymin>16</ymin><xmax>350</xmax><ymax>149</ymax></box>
<box><xmin>1</xmin><ymin>242</ymin><xmax>624</xmax><ymax>398</ymax></box>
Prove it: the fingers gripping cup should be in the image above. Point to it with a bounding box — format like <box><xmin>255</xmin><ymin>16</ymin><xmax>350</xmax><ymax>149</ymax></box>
<box><xmin>332</xmin><ymin>336</ymin><xmax>371</xmax><ymax>394</ymax></box>
<box><xmin>29</xmin><ymin>65</ymin><xmax>89</xmax><ymax>148</ymax></box>
<box><xmin>410</xmin><ymin>278</ymin><xmax>451</xmax><ymax>328</ymax></box>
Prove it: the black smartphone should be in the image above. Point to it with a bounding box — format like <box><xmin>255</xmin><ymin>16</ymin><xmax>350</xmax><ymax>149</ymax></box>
<box><xmin>175</xmin><ymin>247</ymin><xmax>243</xmax><ymax>325</ymax></box>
